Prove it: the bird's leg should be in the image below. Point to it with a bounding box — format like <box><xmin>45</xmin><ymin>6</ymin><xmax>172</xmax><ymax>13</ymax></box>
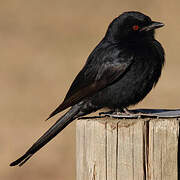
<box><xmin>123</xmin><ymin>108</ymin><xmax>134</xmax><ymax>115</ymax></box>
<box><xmin>114</xmin><ymin>108</ymin><xmax>124</xmax><ymax>115</ymax></box>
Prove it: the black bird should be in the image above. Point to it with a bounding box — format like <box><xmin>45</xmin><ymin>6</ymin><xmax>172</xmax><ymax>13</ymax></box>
<box><xmin>10</xmin><ymin>11</ymin><xmax>165</xmax><ymax>166</ymax></box>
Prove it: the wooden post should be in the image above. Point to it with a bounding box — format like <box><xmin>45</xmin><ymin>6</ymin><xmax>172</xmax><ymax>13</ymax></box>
<box><xmin>76</xmin><ymin>117</ymin><xmax>179</xmax><ymax>180</ymax></box>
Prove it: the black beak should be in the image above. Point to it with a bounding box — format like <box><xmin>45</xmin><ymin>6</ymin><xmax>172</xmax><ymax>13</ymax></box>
<box><xmin>140</xmin><ymin>21</ymin><xmax>164</xmax><ymax>32</ymax></box>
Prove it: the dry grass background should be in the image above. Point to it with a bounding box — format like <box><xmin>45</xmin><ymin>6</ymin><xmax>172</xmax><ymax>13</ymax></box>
<box><xmin>1</xmin><ymin>0</ymin><xmax>180</xmax><ymax>179</ymax></box>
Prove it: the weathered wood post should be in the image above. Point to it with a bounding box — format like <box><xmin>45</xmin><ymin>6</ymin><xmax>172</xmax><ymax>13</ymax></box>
<box><xmin>76</xmin><ymin>117</ymin><xmax>179</xmax><ymax>180</ymax></box>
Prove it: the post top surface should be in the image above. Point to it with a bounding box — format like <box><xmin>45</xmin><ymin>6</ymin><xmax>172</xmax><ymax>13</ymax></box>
<box><xmin>78</xmin><ymin>109</ymin><xmax>180</xmax><ymax>119</ymax></box>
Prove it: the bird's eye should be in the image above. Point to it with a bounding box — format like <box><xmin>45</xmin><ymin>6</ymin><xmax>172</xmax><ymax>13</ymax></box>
<box><xmin>132</xmin><ymin>25</ymin><xmax>139</xmax><ymax>31</ymax></box>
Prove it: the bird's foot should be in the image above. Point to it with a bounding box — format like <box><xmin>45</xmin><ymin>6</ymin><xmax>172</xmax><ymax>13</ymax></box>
<box><xmin>99</xmin><ymin>108</ymin><xmax>141</xmax><ymax>119</ymax></box>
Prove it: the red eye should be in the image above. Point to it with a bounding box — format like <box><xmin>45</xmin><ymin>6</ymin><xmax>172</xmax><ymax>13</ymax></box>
<box><xmin>132</xmin><ymin>25</ymin><xmax>139</xmax><ymax>31</ymax></box>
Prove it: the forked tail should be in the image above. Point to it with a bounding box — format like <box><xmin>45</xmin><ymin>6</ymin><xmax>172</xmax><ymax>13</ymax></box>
<box><xmin>10</xmin><ymin>104</ymin><xmax>83</xmax><ymax>167</ymax></box>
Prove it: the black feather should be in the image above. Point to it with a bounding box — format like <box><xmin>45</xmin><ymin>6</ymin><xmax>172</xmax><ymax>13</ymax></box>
<box><xmin>10</xmin><ymin>11</ymin><xmax>165</xmax><ymax>166</ymax></box>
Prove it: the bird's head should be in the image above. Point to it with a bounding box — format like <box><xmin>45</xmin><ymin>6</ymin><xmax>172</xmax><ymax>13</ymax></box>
<box><xmin>105</xmin><ymin>11</ymin><xmax>164</xmax><ymax>43</ymax></box>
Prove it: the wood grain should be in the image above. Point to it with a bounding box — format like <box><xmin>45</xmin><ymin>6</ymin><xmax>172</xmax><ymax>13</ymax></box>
<box><xmin>147</xmin><ymin>119</ymin><xmax>179</xmax><ymax>180</ymax></box>
<box><xmin>76</xmin><ymin>118</ymin><xmax>179</xmax><ymax>180</ymax></box>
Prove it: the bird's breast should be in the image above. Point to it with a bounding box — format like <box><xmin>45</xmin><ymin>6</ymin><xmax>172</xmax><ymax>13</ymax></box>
<box><xmin>91</xmin><ymin>44</ymin><xmax>163</xmax><ymax>109</ymax></box>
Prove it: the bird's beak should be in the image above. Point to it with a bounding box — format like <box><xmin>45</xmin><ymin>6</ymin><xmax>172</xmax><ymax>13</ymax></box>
<box><xmin>140</xmin><ymin>21</ymin><xmax>165</xmax><ymax>32</ymax></box>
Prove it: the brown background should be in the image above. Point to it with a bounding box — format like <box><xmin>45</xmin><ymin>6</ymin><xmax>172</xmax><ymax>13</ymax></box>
<box><xmin>2</xmin><ymin>0</ymin><xmax>180</xmax><ymax>180</ymax></box>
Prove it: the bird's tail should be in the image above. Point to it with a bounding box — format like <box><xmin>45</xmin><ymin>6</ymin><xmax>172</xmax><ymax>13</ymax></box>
<box><xmin>10</xmin><ymin>104</ymin><xmax>85</xmax><ymax>167</ymax></box>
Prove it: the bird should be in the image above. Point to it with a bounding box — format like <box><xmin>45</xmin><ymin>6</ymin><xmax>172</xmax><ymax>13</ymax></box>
<box><xmin>10</xmin><ymin>11</ymin><xmax>165</xmax><ymax>167</ymax></box>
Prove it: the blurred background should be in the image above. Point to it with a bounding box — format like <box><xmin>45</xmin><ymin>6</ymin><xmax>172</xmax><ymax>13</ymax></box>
<box><xmin>2</xmin><ymin>0</ymin><xmax>180</xmax><ymax>179</ymax></box>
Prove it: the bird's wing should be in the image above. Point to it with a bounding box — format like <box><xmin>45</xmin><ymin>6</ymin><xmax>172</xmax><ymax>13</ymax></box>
<box><xmin>47</xmin><ymin>49</ymin><xmax>134</xmax><ymax>120</ymax></box>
